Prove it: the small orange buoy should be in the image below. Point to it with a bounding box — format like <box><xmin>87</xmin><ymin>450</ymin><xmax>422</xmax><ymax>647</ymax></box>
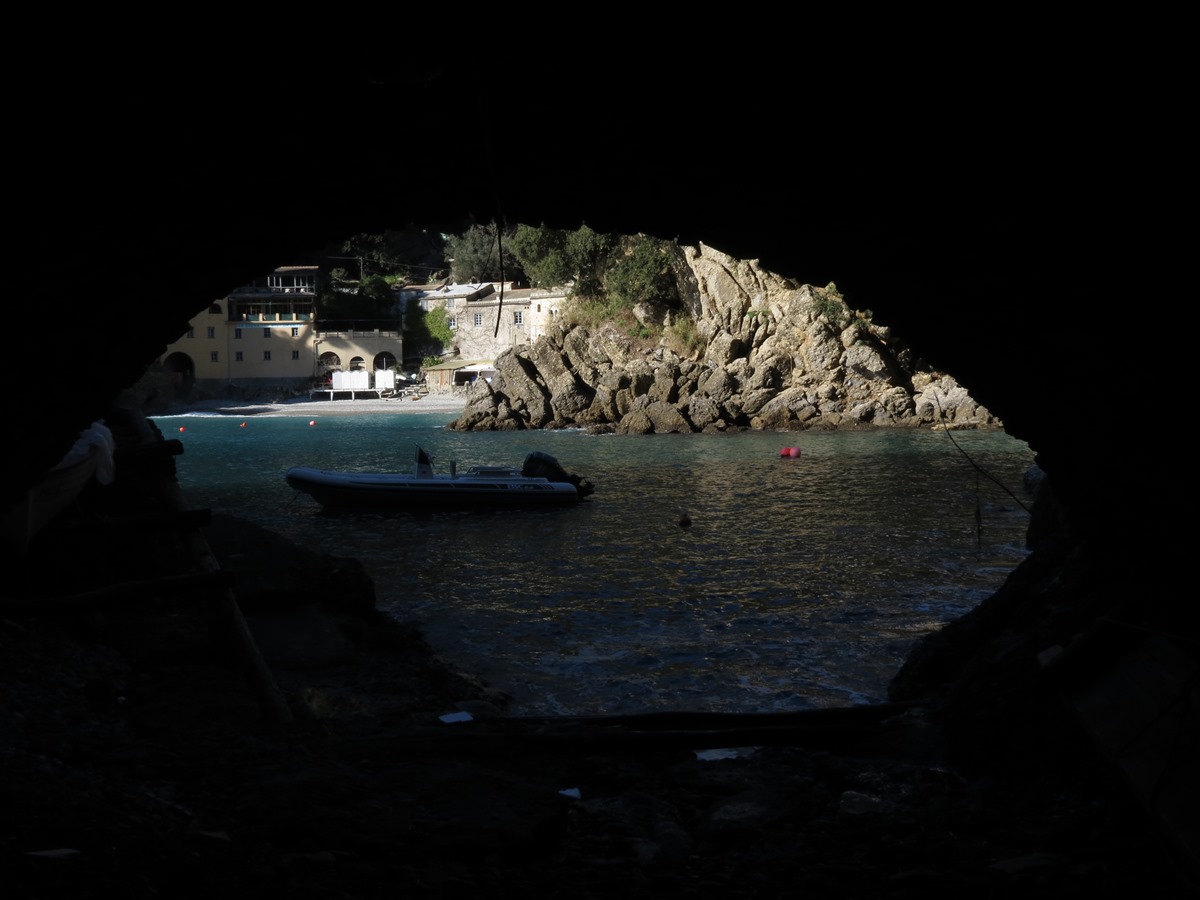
<box><xmin>309</xmin><ymin>420</ymin><xmax>316</xmax><ymax>426</ymax></box>
<box><xmin>239</xmin><ymin>421</ymin><xmax>246</xmax><ymax>428</ymax></box>
<box><xmin>780</xmin><ymin>447</ymin><xmax>801</xmax><ymax>458</ymax></box>
<box><xmin>179</xmin><ymin>426</ymin><xmax>186</xmax><ymax>432</ymax></box>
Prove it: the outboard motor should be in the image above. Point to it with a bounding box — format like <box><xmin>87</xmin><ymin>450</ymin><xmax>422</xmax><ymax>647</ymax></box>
<box><xmin>415</xmin><ymin>445</ymin><xmax>435</xmax><ymax>477</ymax></box>
<box><xmin>522</xmin><ymin>451</ymin><xmax>595</xmax><ymax>499</ymax></box>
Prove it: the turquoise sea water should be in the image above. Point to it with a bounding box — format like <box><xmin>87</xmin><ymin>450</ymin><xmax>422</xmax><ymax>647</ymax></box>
<box><xmin>155</xmin><ymin>408</ymin><xmax>1037</xmax><ymax>716</ymax></box>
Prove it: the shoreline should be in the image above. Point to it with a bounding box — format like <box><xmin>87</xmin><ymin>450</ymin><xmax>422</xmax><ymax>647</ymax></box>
<box><xmin>156</xmin><ymin>393</ymin><xmax>469</xmax><ymax>418</ymax></box>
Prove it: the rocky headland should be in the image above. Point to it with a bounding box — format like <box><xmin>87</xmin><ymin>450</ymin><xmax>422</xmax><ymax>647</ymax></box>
<box><xmin>451</xmin><ymin>244</ymin><xmax>996</xmax><ymax>434</ymax></box>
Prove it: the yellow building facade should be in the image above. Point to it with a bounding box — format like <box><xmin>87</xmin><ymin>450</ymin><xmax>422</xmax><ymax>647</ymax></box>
<box><xmin>160</xmin><ymin>266</ymin><xmax>405</xmax><ymax>398</ymax></box>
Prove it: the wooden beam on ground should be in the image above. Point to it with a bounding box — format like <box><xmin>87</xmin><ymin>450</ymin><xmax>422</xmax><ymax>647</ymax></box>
<box><xmin>361</xmin><ymin>701</ymin><xmax>929</xmax><ymax>756</ymax></box>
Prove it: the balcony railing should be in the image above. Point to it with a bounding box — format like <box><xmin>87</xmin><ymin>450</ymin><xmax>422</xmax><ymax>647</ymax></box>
<box><xmin>229</xmin><ymin>285</ymin><xmax>316</xmax><ymax>296</ymax></box>
<box><xmin>233</xmin><ymin>305</ymin><xmax>315</xmax><ymax>323</ymax></box>
<box><xmin>314</xmin><ymin>329</ymin><xmax>402</xmax><ymax>339</ymax></box>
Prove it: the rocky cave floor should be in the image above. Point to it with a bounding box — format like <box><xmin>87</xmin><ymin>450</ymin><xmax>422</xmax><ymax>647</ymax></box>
<box><xmin>0</xmin><ymin>413</ymin><xmax>1192</xmax><ymax>899</ymax></box>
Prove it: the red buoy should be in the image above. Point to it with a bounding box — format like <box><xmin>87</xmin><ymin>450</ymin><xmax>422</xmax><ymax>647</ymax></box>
<box><xmin>780</xmin><ymin>446</ymin><xmax>801</xmax><ymax>458</ymax></box>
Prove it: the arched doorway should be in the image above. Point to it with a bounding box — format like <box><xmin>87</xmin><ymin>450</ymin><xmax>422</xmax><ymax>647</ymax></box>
<box><xmin>316</xmin><ymin>351</ymin><xmax>341</xmax><ymax>386</ymax></box>
<box><xmin>162</xmin><ymin>351</ymin><xmax>194</xmax><ymax>386</ymax></box>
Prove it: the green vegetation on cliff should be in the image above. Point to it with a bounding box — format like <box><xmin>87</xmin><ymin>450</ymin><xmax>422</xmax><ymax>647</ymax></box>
<box><xmin>327</xmin><ymin>221</ymin><xmax>699</xmax><ymax>351</ymax></box>
<box><xmin>506</xmin><ymin>224</ymin><xmax>685</xmax><ymax>342</ymax></box>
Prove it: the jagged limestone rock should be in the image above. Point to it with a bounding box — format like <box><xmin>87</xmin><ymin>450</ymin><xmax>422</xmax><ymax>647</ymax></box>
<box><xmin>447</xmin><ymin>242</ymin><xmax>999</xmax><ymax>434</ymax></box>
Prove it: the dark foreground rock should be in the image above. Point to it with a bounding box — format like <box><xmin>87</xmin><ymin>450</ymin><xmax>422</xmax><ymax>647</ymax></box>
<box><xmin>0</xmin><ymin>413</ymin><xmax>1192</xmax><ymax>899</ymax></box>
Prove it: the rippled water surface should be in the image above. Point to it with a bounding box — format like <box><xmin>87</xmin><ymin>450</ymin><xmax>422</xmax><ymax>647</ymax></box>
<box><xmin>157</xmin><ymin>409</ymin><xmax>1036</xmax><ymax>715</ymax></box>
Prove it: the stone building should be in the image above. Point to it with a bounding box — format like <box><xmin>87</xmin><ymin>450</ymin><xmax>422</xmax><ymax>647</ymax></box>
<box><xmin>397</xmin><ymin>281</ymin><xmax>569</xmax><ymax>391</ymax></box>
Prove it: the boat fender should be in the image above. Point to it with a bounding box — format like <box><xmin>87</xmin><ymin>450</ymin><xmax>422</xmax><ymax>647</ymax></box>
<box><xmin>780</xmin><ymin>447</ymin><xmax>802</xmax><ymax>459</ymax></box>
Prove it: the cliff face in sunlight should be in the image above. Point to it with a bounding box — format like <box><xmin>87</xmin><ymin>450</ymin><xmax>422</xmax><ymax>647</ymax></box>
<box><xmin>451</xmin><ymin>243</ymin><xmax>998</xmax><ymax>434</ymax></box>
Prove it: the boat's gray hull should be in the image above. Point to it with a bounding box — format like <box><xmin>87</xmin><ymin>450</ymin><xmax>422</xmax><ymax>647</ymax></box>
<box><xmin>285</xmin><ymin>467</ymin><xmax>584</xmax><ymax>509</ymax></box>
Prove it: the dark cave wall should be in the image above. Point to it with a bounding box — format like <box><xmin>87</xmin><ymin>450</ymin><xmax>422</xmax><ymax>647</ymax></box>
<box><xmin>11</xmin><ymin>47</ymin><xmax>1182</xmax><ymax>545</ymax></box>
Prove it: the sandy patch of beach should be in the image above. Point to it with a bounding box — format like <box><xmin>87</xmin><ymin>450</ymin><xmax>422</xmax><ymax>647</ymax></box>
<box><xmin>160</xmin><ymin>392</ymin><xmax>469</xmax><ymax>418</ymax></box>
